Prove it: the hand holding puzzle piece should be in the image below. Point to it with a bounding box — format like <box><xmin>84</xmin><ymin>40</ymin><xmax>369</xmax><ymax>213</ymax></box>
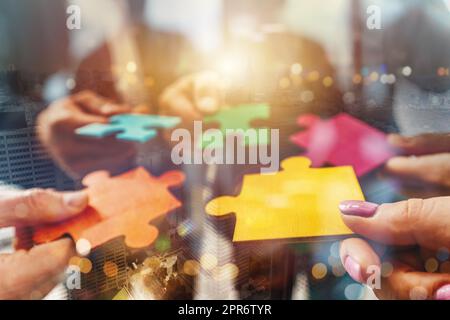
<box><xmin>33</xmin><ymin>167</ymin><xmax>185</xmax><ymax>250</ymax></box>
<box><xmin>290</xmin><ymin>113</ymin><xmax>395</xmax><ymax>176</ymax></box>
<box><xmin>76</xmin><ymin>114</ymin><xmax>181</xmax><ymax>143</ymax></box>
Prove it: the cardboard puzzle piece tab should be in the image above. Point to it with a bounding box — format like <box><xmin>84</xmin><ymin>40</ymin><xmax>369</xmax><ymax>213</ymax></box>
<box><xmin>201</xmin><ymin>103</ymin><xmax>270</xmax><ymax>148</ymax></box>
<box><xmin>33</xmin><ymin>167</ymin><xmax>185</xmax><ymax>249</ymax></box>
<box><xmin>290</xmin><ymin>113</ymin><xmax>395</xmax><ymax>176</ymax></box>
<box><xmin>206</xmin><ymin>157</ymin><xmax>365</xmax><ymax>242</ymax></box>
<box><xmin>76</xmin><ymin>114</ymin><xmax>181</xmax><ymax>143</ymax></box>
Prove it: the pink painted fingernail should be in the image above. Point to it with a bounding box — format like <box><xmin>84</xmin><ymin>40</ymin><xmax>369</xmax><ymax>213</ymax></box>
<box><xmin>339</xmin><ymin>201</ymin><xmax>379</xmax><ymax>218</ymax></box>
<box><xmin>344</xmin><ymin>256</ymin><xmax>363</xmax><ymax>283</ymax></box>
<box><xmin>435</xmin><ymin>284</ymin><xmax>450</xmax><ymax>300</ymax></box>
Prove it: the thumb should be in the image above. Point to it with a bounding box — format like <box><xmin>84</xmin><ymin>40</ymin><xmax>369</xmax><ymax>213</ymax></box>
<box><xmin>193</xmin><ymin>72</ymin><xmax>223</xmax><ymax>114</ymax></box>
<box><xmin>339</xmin><ymin>197</ymin><xmax>450</xmax><ymax>251</ymax></box>
<box><xmin>388</xmin><ymin>133</ymin><xmax>450</xmax><ymax>155</ymax></box>
<box><xmin>71</xmin><ymin>90</ymin><xmax>132</xmax><ymax>116</ymax></box>
<box><xmin>0</xmin><ymin>238</ymin><xmax>75</xmax><ymax>299</ymax></box>
<box><xmin>375</xmin><ymin>259</ymin><xmax>450</xmax><ymax>300</ymax></box>
<box><xmin>386</xmin><ymin>153</ymin><xmax>450</xmax><ymax>187</ymax></box>
<box><xmin>0</xmin><ymin>189</ymin><xmax>88</xmax><ymax>227</ymax></box>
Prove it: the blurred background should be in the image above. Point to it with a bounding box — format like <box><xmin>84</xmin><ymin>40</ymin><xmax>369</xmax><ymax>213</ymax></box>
<box><xmin>2</xmin><ymin>0</ymin><xmax>449</xmax><ymax>131</ymax></box>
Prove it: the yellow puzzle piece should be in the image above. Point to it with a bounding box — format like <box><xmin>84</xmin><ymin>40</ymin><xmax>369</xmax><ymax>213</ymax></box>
<box><xmin>205</xmin><ymin>157</ymin><xmax>365</xmax><ymax>242</ymax></box>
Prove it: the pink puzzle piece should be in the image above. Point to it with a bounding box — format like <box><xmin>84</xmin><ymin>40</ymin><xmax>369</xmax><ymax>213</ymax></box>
<box><xmin>290</xmin><ymin>113</ymin><xmax>396</xmax><ymax>176</ymax></box>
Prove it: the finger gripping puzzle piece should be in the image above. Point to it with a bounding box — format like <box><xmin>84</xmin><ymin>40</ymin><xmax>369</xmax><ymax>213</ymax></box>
<box><xmin>205</xmin><ymin>156</ymin><xmax>365</xmax><ymax>242</ymax></box>
<box><xmin>33</xmin><ymin>167</ymin><xmax>185</xmax><ymax>249</ymax></box>
<box><xmin>201</xmin><ymin>103</ymin><xmax>271</xmax><ymax>148</ymax></box>
<box><xmin>76</xmin><ymin>114</ymin><xmax>181</xmax><ymax>143</ymax></box>
<box><xmin>290</xmin><ymin>113</ymin><xmax>396</xmax><ymax>176</ymax></box>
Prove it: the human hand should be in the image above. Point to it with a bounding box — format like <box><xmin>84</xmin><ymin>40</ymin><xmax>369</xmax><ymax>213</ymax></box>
<box><xmin>37</xmin><ymin>91</ymin><xmax>137</xmax><ymax>179</ymax></box>
<box><xmin>386</xmin><ymin>133</ymin><xmax>450</xmax><ymax>188</ymax></box>
<box><xmin>159</xmin><ymin>71</ymin><xmax>224</xmax><ymax>127</ymax></box>
<box><xmin>0</xmin><ymin>188</ymin><xmax>88</xmax><ymax>299</ymax></box>
<box><xmin>339</xmin><ymin>197</ymin><xmax>450</xmax><ymax>300</ymax></box>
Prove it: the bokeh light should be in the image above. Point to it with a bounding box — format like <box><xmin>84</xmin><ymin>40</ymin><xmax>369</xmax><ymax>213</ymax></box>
<box><xmin>300</xmin><ymin>90</ymin><xmax>314</xmax><ymax>103</ymax></box>
<box><xmin>177</xmin><ymin>220</ymin><xmax>194</xmax><ymax>237</ymax></box>
<box><xmin>79</xmin><ymin>258</ymin><xmax>93</xmax><ymax>274</ymax></box>
<box><xmin>200</xmin><ymin>253</ymin><xmax>218</xmax><ymax>270</ymax></box>
<box><xmin>437</xmin><ymin>247</ymin><xmax>449</xmax><ymax>262</ymax></box>
<box><xmin>155</xmin><ymin>235</ymin><xmax>171</xmax><ymax>252</ymax></box>
<box><xmin>311</xmin><ymin>263</ymin><xmax>327</xmax><ymax>280</ymax></box>
<box><xmin>329</xmin><ymin>241</ymin><xmax>341</xmax><ymax>258</ymax></box>
<box><xmin>211</xmin><ymin>264</ymin><xmax>238</xmax><ymax>281</ymax></box>
<box><xmin>76</xmin><ymin>238</ymin><xmax>91</xmax><ymax>257</ymax></box>
<box><xmin>183</xmin><ymin>260</ymin><xmax>201</xmax><ymax>276</ymax></box>
<box><xmin>344</xmin><ymin>283</ymin><xmax>364</xmax><ymax>300</ymax></box>
<box><xmin>402</xmin><ymin>66</ymin><xmax>412</xmax><ymax>77</ymax></box>
<box><xmin>290</xmin><ymin>63</ymin><xmax>303</xmax><ymax>76</ymax></box>
<box><xmin>216</xmin><ymin>53</ymin><xmax>248</xmax><ymax>79</ymax></box>
<box><xmin>437</xmin><ymin>67</ymin><xmax>449</xmax><ymax>77</ymax></box>
<box><xmin>440</xmin><ymin>261</ymin><xmax>450</xmax><ymax>273</ymax></box>
<box><xmin>352</xmin><ymin>74</ymin><xmax>362</xmax><ymax>84</ymax></box>
<box><xmin>103</xmin><ymin>261</ymin><xmax>119</xmax><ymax>278</ymax></box>
<box><xmin>279</xmin><ymin>77</ymin><xmax>291</xmax><ymax>89</ymax></box>
<box><xmin>29</xmin><ymin>290</ymin><xmax>42</xmax><ymax>300</ymax></box>
<box><xmin>126</xmin><ymin>61</ymin><xmax>137</xmax><ymax>73</ymax></box>
<box><xmin>343</xmin><ymin>92</ymin><xmax>356</xmax><ymax>104</ymax></box>
<box><xmin>370</xmin><ymin>72</ymin><xmax>379</xmax><ymax>82</ymax></box>
<box><xmin>425</xmin><ymin>258</ymin><xmax>439</xmax><ymax>273</ymax></box>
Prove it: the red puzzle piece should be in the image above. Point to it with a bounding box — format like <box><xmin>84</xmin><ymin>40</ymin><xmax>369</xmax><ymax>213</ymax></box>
<box><xmin>33</xmin><ymin>167</ymin><xmax>185</xmax><ymax>250</ymax></box>
<box><xmin>290</xmin><ymin>113</ymin><xmax>395</xmax><ymax>176</ymax></box>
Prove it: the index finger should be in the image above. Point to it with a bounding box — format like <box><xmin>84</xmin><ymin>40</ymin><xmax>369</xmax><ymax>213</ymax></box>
<box><xmin>0</xmin><ymin>189</ymin><xmax>88</xmax><ymax>228</ymax></box>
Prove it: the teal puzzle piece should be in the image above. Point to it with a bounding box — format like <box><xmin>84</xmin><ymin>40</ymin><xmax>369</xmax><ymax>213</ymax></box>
<box><xmin>201</xmin><ymin>103</ymin><xmax>271</xmax><ymax>148</ymax></box>
<box><xmin>76</xmin><ymin>114</ymin><xmax>181</xmax><ymax>143</ymax></box>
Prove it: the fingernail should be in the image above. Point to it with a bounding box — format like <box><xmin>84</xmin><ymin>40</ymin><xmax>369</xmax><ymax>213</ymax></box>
<box><xmin>339</xmin><ymin>200</ymin><xmax>379</xmax><ymax>218</ymax></box>
<box><xmin>101</xmin><ymin>103</ymin><xmax>122</xmax><ymax>114</ymax></box>
<box><xmin>63</xmin><ymin>191</ymin><xmax>88</xmax><ymax>211</ymax></box>
<box><xmin>344</xmin><ymin>256</ymin><xmax>363</xmax><ymax>283</ymax></box>
<box><xmin>386</xmin><ymin>157</ymin><xmax>402</xmax><ymax>167</ymax></box>
<box><xmin>435</xmin><ymin>284</ymin><xmax>450</xmax><ymax>300</ymax></box>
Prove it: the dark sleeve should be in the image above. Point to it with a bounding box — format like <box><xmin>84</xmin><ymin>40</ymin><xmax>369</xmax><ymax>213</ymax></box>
<box><xmin>73</xmin><ymin>26</ymin><xmax>198</xmax><ymax>107</ymax></box>
<box><xmin>73</xmin><ymin>44</ymin><xmax>121</xmax><ymax>102</ymax></box>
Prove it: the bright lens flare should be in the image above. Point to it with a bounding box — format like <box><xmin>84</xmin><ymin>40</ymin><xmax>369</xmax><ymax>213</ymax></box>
<box><xmin>216</xmin><ymin>54</ymin><xmax>248</xmax><ymax>80</ymax></box>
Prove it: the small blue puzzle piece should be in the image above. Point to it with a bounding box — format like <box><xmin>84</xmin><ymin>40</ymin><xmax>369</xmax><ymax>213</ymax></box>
<box><xmin>76</xmin><ymin>114</ymin><xmax>181</xmax><ymax>143</ymax></box>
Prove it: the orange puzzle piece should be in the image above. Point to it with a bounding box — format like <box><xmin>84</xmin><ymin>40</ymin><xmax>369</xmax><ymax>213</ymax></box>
<box><xmin>33</xmin><ymin>167</ymin><xmax>185</xmax><ymax>249</ymax></box>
